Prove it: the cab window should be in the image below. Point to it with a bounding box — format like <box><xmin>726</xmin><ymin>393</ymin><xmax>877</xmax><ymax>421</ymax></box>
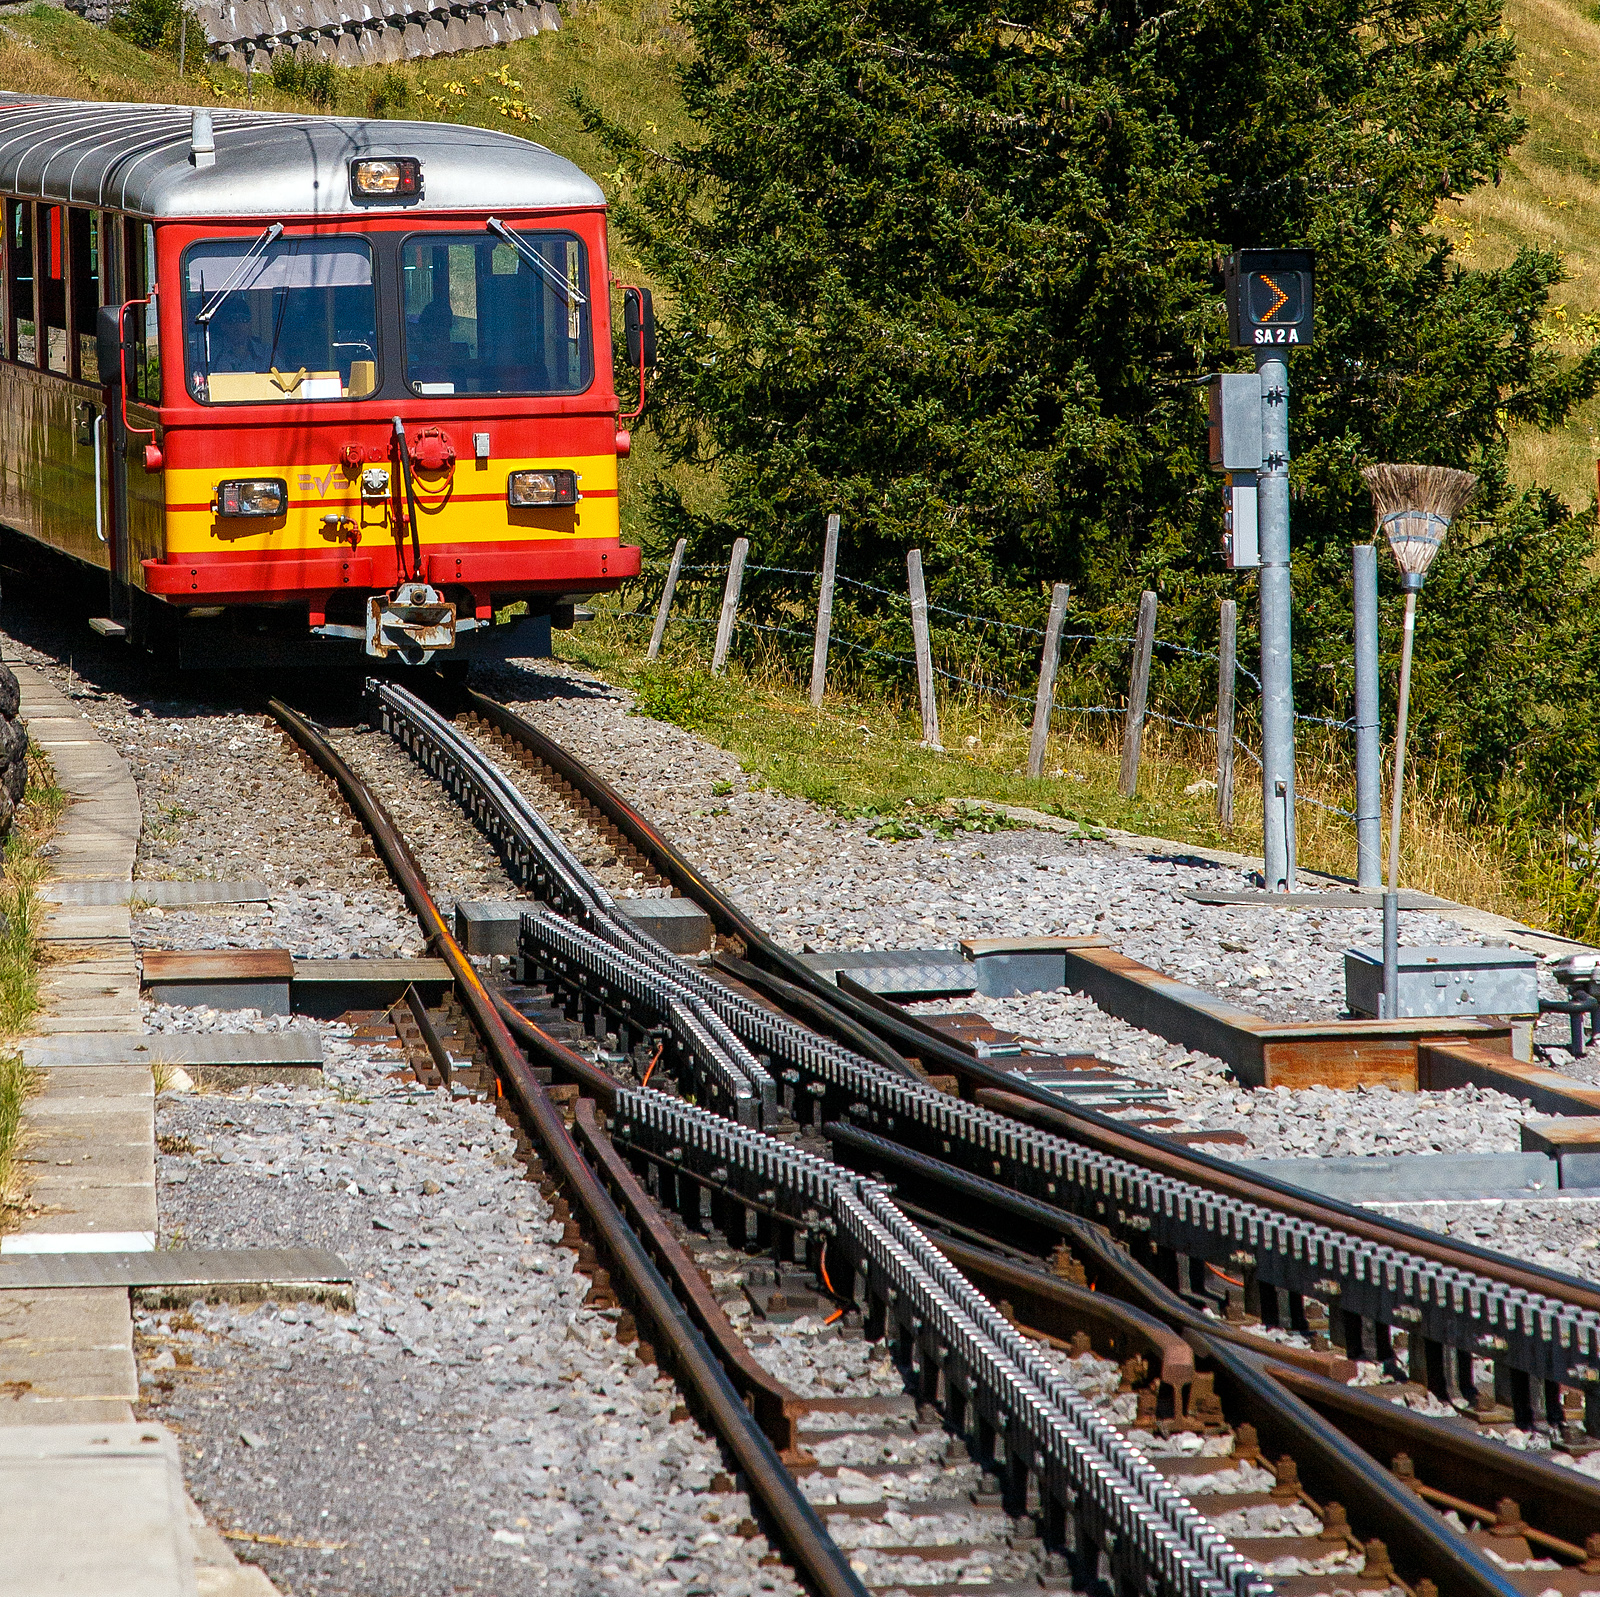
<box><xmin>124</xmin><ymin>218</ymin><xmax>161</xmax><ymax>404</ymax></box>
<box><xmin>183</xmin><ymin>234</ymin><xmax>378</xmax><ymax>404</ymax></box>
<box><xmin>401</xmin><ymin>230</ymin><xmax>591</xmax><ymax>397</ymax></box>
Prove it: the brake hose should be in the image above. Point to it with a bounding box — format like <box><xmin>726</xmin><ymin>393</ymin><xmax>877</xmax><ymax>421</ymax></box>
<box><xmin>391</xmin><ymin>416</ymin><xmax>424</xmax><ymax>583</ymax></box>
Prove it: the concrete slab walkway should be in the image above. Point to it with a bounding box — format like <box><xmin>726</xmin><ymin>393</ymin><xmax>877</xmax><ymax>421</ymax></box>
<box><xmin>0</xmin><ymin>664</ymin><xmax>274</xmax><ymax>1596</ymax></box>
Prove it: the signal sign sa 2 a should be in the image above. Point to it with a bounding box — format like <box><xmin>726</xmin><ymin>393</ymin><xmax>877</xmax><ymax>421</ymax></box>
<box><xmin>1224</xmin><ymin>249</ymin><xmax>1314</xmax><ymax>351</ymax></box>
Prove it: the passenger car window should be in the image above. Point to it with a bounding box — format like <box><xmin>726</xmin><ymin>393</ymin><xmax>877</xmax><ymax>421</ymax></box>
<box><xmin>401</xmin><ymin>231</ymin><xmax>591</xmax><ymax>397</ymax></box>
<box><xmin>7</xmin><ymin>201</ymin><xmax>35</xmax><ymax>366</ymax></box>
<box><xmin>69</xmin><ymin>209</ymin><xmax>101</xmax><ymax>382</ymax></box>
<box><xmin>183</xmin><ymin>235</ymin><xmax>378</xmax><ymax>404</ymax></box>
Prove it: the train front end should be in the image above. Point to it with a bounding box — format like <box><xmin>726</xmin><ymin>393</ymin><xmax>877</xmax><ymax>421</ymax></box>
<box><xmin>136</xmin><ymin>136</ymin><xmax>641</xmax><ymax>665</ymax></box>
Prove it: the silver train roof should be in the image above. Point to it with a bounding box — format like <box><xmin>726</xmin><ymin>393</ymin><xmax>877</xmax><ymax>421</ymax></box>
<box><xmin>0</xmin><ymin>93</ymin><xmax>605</xmax><ymax>218</ymax></box>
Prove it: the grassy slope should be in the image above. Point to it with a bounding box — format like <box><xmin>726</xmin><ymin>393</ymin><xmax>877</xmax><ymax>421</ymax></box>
<box><xmin>1444</xmin><ymin>0</ymin><xmax>1600</xmax><ymax>508</ymax></box>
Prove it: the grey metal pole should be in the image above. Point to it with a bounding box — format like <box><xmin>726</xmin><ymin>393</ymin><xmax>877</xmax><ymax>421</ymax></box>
<box><xmin>1256</xmin><ymin>349</ymin><xmax>1296</xmax><ymax>890</ymax></box>
<box><xmin>1353</xmin><ymin>543</ymin><xmax>1382</xmax><ymax>890</ymax></box>
<box><xmin>1382</xmin><ymin>587</ymin><xmax>1419</xmax><ymax>1017</ymax></box>
<box><xmin>1216</xmin><ymin>599</ymin><xmax>1236</xmax><ymax>830</ymax></box>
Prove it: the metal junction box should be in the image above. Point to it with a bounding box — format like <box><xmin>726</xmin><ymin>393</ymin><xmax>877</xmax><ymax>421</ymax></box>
<box><xmin>1223</xmin><ymin>474</ymin><xmax>1259</xmax><ymax>568</ymax></box>
<box><xmin>1344</xmin><ymin>944</ymin><xmax>1539</xmax><ymax>1020</ymax></box>
<box><xmin>1207</xmin><ymin>373</ymin><xmax>1264</xmax><ymax>472</ymax></box>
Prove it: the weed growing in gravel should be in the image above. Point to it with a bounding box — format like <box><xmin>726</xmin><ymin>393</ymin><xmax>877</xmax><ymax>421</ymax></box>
<box><xmin>0</xmin><ymin>1052</ymin><xmax>37</xmax><ymax>1221</ymax></box>
<box><xmin>0</xmin><ymin>745</ymin><xmax>66</xmax><ymax>1038</ymax></box>
<box><xmin>0</xmin><ymin>744</ymin><xmax>64</xmax><ymax>1229</ymax></box>
<box><xmin>856</xmin><ymin>799</ymin><xmax>1025</xmax><ymax>843</ymax></box>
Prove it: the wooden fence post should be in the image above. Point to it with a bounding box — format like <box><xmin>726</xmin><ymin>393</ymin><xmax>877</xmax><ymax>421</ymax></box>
<box><xmin>646</xmin><ymin>537</ymin><xmax>687</xmax><ymax>661</ymax></box>
<box><xmin>1216</xmin><ymin>598</ymin><xmax>1237</xmax><ymax>830</ymax></box>
<box><xmin>710</xmin><ymin>537</ymin><xmax>749</xmax><ymax>674</ymax></box>
<box><xmin>1118</xmin><ymin>590</ymin><xmax>1158</xmax><ymax>798</ymax></box>
<box><xmin>1027</xmin><ymin>582</ymin><xmax>1071</xmax><ymax>779</ymax></box>
<box><xmin>906</xmin><ymin>548</ymin><xmax>942</xmax><ymax>750</ymax></box>
<box><xmin>809</xmin><ymin>513</ymin><xmax>840</xmax><ymax>708</ymax></box>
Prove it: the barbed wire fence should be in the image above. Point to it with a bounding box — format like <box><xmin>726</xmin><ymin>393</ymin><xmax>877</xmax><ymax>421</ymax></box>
<box><xmin>596</xmin><ymin>535</ymin><xmax>1360</xmax><ymax>831</ymax></box>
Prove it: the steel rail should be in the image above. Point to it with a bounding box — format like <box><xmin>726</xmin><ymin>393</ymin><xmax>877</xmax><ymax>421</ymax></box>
<box><xmin>374</xmin><ymin>679</ymin><xmax>1600</xmax><ymax>1590</ymax></box>
<box><xmin>266</xmin><ymin>697</ymin><xmax>869</xmax><ymax>1597</ymax></box>
<box><xmin>1261</xmin><ymin>1358</ymin><xmax>1600</xmax><ymax>1553</ymax></box>
<box><xmin>449</xmin><ymin>684</ymin><xmax>1600</xmax><ymax>1397</ymax></box>
<box><xmin>1196</xmin><ymin>1337</ymin><xmax>1525</xmax><ymax>1597</ymax></box>
<box><xmin>370</xmin><ymin>683</ymin><xmax>1264</xmax><ymax>1594</ymax></box>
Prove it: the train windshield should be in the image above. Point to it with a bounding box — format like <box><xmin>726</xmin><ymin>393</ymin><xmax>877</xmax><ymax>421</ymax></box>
<box><xmin>401</xmin><ymin>230</ymin><xmax>592</xmax><ymax>396</ymax></box>
<box><xmin>183</xmin><ymin>236</ymin><xmax>378</xmax><ymax>404</ymax></box>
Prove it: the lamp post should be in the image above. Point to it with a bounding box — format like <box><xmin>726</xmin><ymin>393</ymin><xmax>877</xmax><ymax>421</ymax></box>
<box><xmin>1360</xmin><ymin>463</ymin><xmax>1478</xmax><ymax>1018</ymax></box>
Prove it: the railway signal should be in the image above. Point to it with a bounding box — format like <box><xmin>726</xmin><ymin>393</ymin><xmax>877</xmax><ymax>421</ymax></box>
<box><xmin>1215</xmin><ymin>248</ymin><xmax>1315</xmax><ymax>892</ymax></box>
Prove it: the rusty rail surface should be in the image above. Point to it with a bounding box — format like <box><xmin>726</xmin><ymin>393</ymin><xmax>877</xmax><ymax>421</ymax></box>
<box><xmin>455</xmin><ymin>684</ymin><xmax>1600</xmax><ymax>1324</ymax></box>
<box><xmin>268</xmin><ymin>697</ymin><xmax>869</xmax><ymax>1597</ymax></box>
<box><xmin>376</xmin><ymin>678</ymin><xmax>1600</xmax><ymax>1593</ymax></box>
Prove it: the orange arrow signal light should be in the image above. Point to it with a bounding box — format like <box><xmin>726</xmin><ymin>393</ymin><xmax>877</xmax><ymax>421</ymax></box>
<box><xmin>1258</xmin><ymin>274</ymin><xmax>1290</xmax><ymax>322</ymax></box>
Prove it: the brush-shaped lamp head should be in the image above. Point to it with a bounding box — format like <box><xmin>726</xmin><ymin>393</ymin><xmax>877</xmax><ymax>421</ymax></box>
<box><xmin>1361</xmin><ymin>463</ymin><xmax>1478</xmax><ymax>591</ymax></box>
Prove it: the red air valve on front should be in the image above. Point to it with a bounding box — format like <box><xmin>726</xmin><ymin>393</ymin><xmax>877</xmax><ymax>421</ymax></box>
<box><xmin>410</xmin><ymin>428</ymin><xmax>456</xmax><ymax>472</ymax></box>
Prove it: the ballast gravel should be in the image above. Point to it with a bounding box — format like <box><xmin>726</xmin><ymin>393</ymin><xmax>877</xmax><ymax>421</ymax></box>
<box><xmin>140</xmin><ymin>1020</ymin><xmax>805</xmax><ymax>1597</ymax></box>
<box><xmin>473</xmin><ymin>658</ymin><xmax>1525</xmax><ymax>1026</ymax></box>
<box><xmin>473</xmin><ymin>656</ymin><xmax>1578</xmax><ymax>1153</ymax></box>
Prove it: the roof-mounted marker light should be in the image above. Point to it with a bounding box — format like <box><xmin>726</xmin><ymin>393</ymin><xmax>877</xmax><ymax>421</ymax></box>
<box><xmin>191</xmin><ymin>110</ymin><xmax>215</xmax><ymax>170</ymax></box>
<box><xmin>351</xmin><ymin>157</ymin><xmax>421</xmax><ymax>198</ymax></box>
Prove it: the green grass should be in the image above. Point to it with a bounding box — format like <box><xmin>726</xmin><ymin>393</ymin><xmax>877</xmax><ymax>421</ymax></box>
<box><xmin>0</xmin><ymin>744</ymin><xmax>67</xmax><ymax>1225</ymax></box>
<box><xmin>560</xmin><ymin>611</ymin><xmax>1561</xmax><ymax>928</ymax></box>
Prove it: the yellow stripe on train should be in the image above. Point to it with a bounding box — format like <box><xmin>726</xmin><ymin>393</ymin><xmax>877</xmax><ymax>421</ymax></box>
<box><xmin>162</xmin><ymin>454</ymin><xmax>621</xmax><ymax>555</ymax></box>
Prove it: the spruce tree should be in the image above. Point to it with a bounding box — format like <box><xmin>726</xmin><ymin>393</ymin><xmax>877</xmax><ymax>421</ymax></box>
<box><xmin>587</xmin><ymin>0</ymin><xmax>1600</xmax><ymax>808</ymax></box>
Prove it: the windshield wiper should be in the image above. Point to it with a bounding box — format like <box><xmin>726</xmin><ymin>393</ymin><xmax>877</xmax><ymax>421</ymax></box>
<box><xmin>486</xmin><ymin>217</ymin><xmax>588</xmax><ymax>308</ymax></box>
<box><xmin>195</xmin><ymin>223</ymin><xmax>284</xmax><ymax>324</ymax></box>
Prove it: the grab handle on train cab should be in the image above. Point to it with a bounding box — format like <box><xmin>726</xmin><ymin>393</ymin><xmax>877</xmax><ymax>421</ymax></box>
<box><xmin>619</xmin><ymin>286</ymin><xmax>655</xmax><ymax>424</ymax></box>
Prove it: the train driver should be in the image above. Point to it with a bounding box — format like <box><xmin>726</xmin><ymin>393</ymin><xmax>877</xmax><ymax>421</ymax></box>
<box><xmin>209</xmin><ymin>296</ymin><xmax>270</xmax><ymax>373</ymax></box>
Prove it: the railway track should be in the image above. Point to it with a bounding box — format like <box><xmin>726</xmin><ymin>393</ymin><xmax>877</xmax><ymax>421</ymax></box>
<box><xmin>444</xmin><ymin>680</ymin><xmax>1600</xmax><ymax>1437</ymax></box>
<box><xmin>265</xmin><ymin>676</ymin><xmax>1600</xmax><ymax>1596</ymax></box>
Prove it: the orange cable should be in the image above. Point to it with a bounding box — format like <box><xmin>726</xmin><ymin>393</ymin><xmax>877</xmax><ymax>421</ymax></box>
<box><xmin>641</xmin><ymin>1041</ymin><xmax>663</xmax><ymax>1088</ymax></box>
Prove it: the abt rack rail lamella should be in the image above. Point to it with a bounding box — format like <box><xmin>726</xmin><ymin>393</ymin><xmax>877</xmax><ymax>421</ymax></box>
<box><xmin>0</xmin><ymin>93</ymin><xmax>653</xmax><ymax>666</ymax></box>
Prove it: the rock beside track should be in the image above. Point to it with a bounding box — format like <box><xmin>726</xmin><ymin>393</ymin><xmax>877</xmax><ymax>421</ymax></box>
<box><xmin>0</xmin><ymin>662</ymin><xmax>25</xmax><ymax>834</ymax></box>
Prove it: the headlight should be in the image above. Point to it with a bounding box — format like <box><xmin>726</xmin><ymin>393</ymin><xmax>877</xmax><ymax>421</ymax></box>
<box><xmin>508</xmin><ymin>469</ymin><xmax>579</xmax><ymax>507</ymax></box>
<box><xmin>215</xmin><ymin>478</ymin><xmax>287</xmax><ymax>517</ymax></box>
<box><xmin>350</xmin><ymin>157</ymin><xmax>421</xmax><ymax>198</ymax></box>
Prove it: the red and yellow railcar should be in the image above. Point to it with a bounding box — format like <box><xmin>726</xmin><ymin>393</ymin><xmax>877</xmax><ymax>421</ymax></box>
<box><xmin>0</xmin><ymin>93</ymin><xmax>646</xmax><ymax>665</ymax></box>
